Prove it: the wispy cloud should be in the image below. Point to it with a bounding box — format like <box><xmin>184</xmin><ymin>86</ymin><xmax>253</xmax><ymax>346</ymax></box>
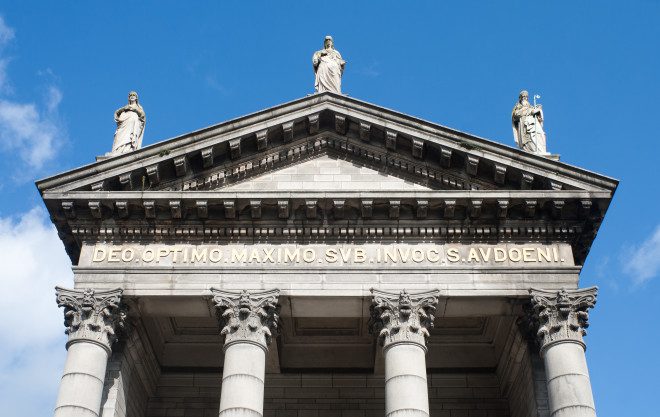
<box><xmin>356</xmin><ymin>61</ymin><xmax>381</xmax><ymax>78</ymax></box>
<box><xmin>0</xmin><ymin>206</ymin><xmax>73</xmax><ymax>417</ymax></box>
<box><xmin>0</xmin><ymin>16</ymin><xmax>15</xmax><ymax>45</ymax></box>
<box><xmin>622</xmin><ymin>225</ymin><xmax>660</xmax><ymax>285</ymax></box>
<box><xmin>0</xmin><ymin>16</ymin><xmax>66</xmax><ymax>181</ymax></box>
<box><xmin>0</xmin><ymin>15</ymin><xmax>15</xmax><ymax>93</ymax></box>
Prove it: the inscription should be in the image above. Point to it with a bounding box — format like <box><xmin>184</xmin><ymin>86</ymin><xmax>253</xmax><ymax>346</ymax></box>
<box><xmin>86</xmin><ymin>244</ymin><xmax>572</xmax><ymax>267</ymax></box>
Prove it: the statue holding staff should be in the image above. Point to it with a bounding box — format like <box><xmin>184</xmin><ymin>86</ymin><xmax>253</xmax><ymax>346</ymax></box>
<box><xmin>511</xmin><ymin>90</ymin><xmax>547</xmax><ymax>155</ymax></box>
<box><xmin>111</xmin><ymin>91</ymin><xmax>146</xmax><ymax>155</ymax></box>
<box><xmin>312</xmin><ymin>35</ymin><xmax>346</xmax><ymax>94</ymax></box>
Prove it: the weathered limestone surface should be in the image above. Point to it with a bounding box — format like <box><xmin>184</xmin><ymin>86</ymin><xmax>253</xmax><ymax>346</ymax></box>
<box><xmin>147</xmin><ymin>371</ymin><xmax>510</xmax><ymax>417</ymax></box>
<box><xmin>54</xmin><ymin>287</ymin><xmax>125</xmax><ymax>417</ymax></box>
<box><xmin>221</xmin><ymin>154</ymin><xmax>433</xmax><ymax>191</ymax></box>
<box><xmin>212</xmin><ymin>289</ymin><xmax>280</xmax><ymax>417</ymax></box>
<box><xmin>530</xmin><ymin>288</ymin><xmax>597</xmax><ymax>417</ymax></box>
<box><xmin>371</xmin><ymin>289</ymin><xmax>439</xmax><ymax>417</ymax></box>
<box><xmin>100</xmin><ymin>320</ymin><xmax>160</xmax><ymax>417</ymax></box>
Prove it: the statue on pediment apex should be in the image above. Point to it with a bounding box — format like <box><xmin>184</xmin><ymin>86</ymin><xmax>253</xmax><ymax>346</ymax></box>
<box><xmin>512</xmin><ymin>90</ymin><xmax>548</xmax><ymax>155</ymax></box>
<box><xmin>111</xmin><ymin>91</ymin><xmax>146</xmax><ymax>155</ymax></box>
<box><xmin>312</xmin><ymin>35</ymin><xmax>346</xmax><ymax>94</ymax></box>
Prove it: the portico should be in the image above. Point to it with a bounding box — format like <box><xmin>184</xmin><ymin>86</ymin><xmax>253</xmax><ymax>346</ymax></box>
<box><xmin>37</xmin><ymin>92</ymin><xmax>617</xmax><ymax>417</ymax></box>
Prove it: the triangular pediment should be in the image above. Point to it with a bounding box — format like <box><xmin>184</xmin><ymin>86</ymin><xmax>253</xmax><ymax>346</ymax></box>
<box><xmin>37</xmin><ymin>92</ymin><xmax>616</xmax><ymax>195</ymax></box>
<box><xmin>36</xmin><ymin>93</ymin><xmax>617</xmax><ymax>265</ymax></box>
<box><xmin>219</xmin><ymin>154</ymin><xmax>435</xmax><ymax>192</ymax></box>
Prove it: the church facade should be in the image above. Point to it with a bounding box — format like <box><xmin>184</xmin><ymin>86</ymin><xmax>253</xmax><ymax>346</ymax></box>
<box><xmin>37</xmin><ymin>92</ymin><xmax>617</xmax><ymax>417</ymax></box>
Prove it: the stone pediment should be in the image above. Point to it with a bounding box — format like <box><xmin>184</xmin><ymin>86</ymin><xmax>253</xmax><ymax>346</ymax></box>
<box><xmin>36</xmin><ymin>93</ymin><xmax>617</xmax><ymax>265</ymax></box>
<box><xmin>38</xmin><ymin>93</ymin><xmax>615</xmax><ymax>194</ymax></box>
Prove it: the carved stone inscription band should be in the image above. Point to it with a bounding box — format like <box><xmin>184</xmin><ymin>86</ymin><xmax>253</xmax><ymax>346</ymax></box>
<box><xmin>211</xmin><ymin>288</ymin><xmax>280</xmax><ymax>417</ymax></box>
<box><xmin>53</xmin><ymin>287</ymin><xmax>125</xmax><ymax>417</ymax></box>
<box><xmin>530</xmin><ymin>287</ymin><xmax>598</xmax><ymax>417</ymax></box>
<box><xmin>370</xmin><ymin>289</ymin><xmax>439</xmax><ymax>417</ymax></box>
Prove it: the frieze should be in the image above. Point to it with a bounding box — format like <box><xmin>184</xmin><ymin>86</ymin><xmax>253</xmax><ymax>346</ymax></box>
<box><xmin>82</xmin><ymin>243</ymin><xmax>574</xmax><ymax>268</ymax></box>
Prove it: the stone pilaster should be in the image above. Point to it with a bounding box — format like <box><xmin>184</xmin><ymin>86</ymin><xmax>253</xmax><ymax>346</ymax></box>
<box><xmin>370</xmin><ymin>289</ymin><xmax>439</xmax><ymax>417</ymax></box>
<box><xmin>529</xmin><ymin>287</ymin><xmax>598</xmax><ymax>417</ymax></box>
<box><xmin>210</xmin><ymin>288</ymin><xmax>280</xmax><ymax>417</ymax></box>
<box><xmin>54</xmin><ymin>287</ymin><xmax>125</xmax><ymax>417</ymax></box>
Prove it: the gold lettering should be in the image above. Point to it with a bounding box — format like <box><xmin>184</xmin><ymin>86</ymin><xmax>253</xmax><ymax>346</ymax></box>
<box><xmin>120</xmin><ymin>248</ymin><xmax>134</xmax><ymax>262</ymax></box>
<box><xmin>339</xmin><ymin>248</ymin><xmax>352</xmax><ymax>262</ymax></box>
<box><xmin>262</xmin><ymin>248</ymin><xmax>275</xmax><ymax>263</ymax></box>
<box><xmin>172</xmin><ymin>247</ymin><xmax>183</xmax><ymax>263</ymax></box>
<box><xmin>92</xmin><ymin>247</ymin><xmax>107</xmax><ymax>262</ymax></box>
<box><xmin>427</xmin><ymin>249</ymin><xmax>440</xmax><ymax>262</ymax></box>
<box><xmin>523</xmin><ymin>248</ymin><xmax>536</xmax><ymax>262</ymax></box>
<box><xmin>142</xmin><ymin>248</ymin><xmax>156</xmax><ymax>262</ymax></box>
<box><xmin>157</xmin><ymin>247</ymin><xmax>170</xmax><ymax>261</ymax></box>
<box><xmin>494</xmin><ymin>248</ymin><xmax>506</xmax><ymax>262</ymax></box>
<box><xmin>231</xmin><ymin>249</ymin><xmax>247</xmax><ymax>263</ymax></box>
<box><xmin>397</xmin><ymin>247</ymin><xmax>411</xmax><ymax>262</ymax></box>
<box><xmin>191</xmin><ymin>248</ymin><xmax>208</xmax><ymax>263</ymax></box>
<box><xmin>302</xmin><ymin>248</ymin><xmax>315</xmax><ymax>263</ymax></box>
<box><xmin>446</xmin><ymin>248</ymin><xmax>460</xmax><ymax>262</ymax></box>
<box><xmin>284</xmin><ymin>248</ymin><xmax>300</xmax><ymax>263</ymax></box>
<box><xmin>108</xmin><ymin>247</ymin><xmax>121</xmax><ymax>262</ymax></box>
<box><xmin>509</xmin><ymin>248</ymin><xmax>522</xmax><ymax>262</ymax></box>
<box><xmin>354</xmin><ymin>248</ymin><xmax>366</xmax><ymax>263</ymax></box>
<box><xmin>384</xmin><ymin>247</ymin><xmax>398</xmax><ymax>263</ymax></box>
<box><xmin>325</xmin><ymin>248</ymin><xmax>339</xmax><ymax>263</ymax></box>
<box><xmin>538</xmin><ymin>247</ymin><xmax>551</xmax><ymax>262</ymax></box>
<box><xmin>248</xmin><ymin>249</ymin><xmax>261</xmax><ymax>263</ymax></box>
<box><xmin>209</xmin><ymin>248</ymin><xmax>222</xmax><ymax>263</ymax></box>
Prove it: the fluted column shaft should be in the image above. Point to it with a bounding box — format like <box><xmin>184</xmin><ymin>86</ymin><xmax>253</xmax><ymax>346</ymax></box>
<box><xmin>53</xmin><ymin>287</ymin><xmax>125</xmax><ymax>417</ymax></box>
<box><xmin>211</xmin><ymin>289</ymin><xmax>280</xmax><ymax>417</ymax></box>
<box><xmin>371</xmin><ymin>289</ymin><xmax>439</xmax><ymax>417</ymax></box>
<box><xmin>530</xmin><ymin>287</ymin><xmax>598</xmax><ymax>417</ymax></box>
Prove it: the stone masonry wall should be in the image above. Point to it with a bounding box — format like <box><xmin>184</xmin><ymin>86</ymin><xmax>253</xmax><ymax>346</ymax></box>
<box><xmin>146</xmin><ymin>372</ymin><xmax>510</xmax><ymax>417</ymax></box>
<box><xmin>496</xmin><ymin>321</ymin><xmax>550</xmax><ymax>417</ymax></box>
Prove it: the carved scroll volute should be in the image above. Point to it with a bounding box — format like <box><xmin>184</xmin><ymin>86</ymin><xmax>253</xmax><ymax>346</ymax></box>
<box><xmin>369</xmin><ymin>288</ymin><xmax>440</xmax><ymax>351</ymax></box>
<box><xmin>55</xmin><ymin>287</ymin><xmax>125</xmax><ymax>353</ymax></box>
<box><xmin>529</xmin><ymin>287</ymin><xmax>597</xmax><ymax>353</ymax></box>
<box><xmin>210</xmin><ymin>288</ymin><xmax>280</xmax><ymax>351</ymax></box>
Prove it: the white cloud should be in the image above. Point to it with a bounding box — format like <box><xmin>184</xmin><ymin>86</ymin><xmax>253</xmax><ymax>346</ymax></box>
<box><xmin>0</xmin><ymin>16</ymin><xmax>65</xmax><ymax>179</ymax></box>
<box><xmin>622</xmin><ymin>225</ymin><xmax>660</xmax><ymax>285</ymax></box>
<box><xmin>0</xmin><ymin>16</ymin><xmax>15</xmax><ymax>46</ymax></box>
<box><xmin>0</xmin><ymin>206</ymin><xmax>73</xmax><ymax>417</ymax></box>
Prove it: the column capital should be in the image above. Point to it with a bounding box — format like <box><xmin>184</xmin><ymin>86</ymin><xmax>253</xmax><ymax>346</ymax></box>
<box><xmin>210</xmin><ymin>288</ymin><xmax>280</xmax><ymax>351</ymax></box>
<box><xmin>55</xmin><ymin>286</ymin><xmax>126</xmax><ymax>353</ymax></box>
<box><xmin>369</xmin><ymin>288</ymin><xmax>440</xmax><ymax>351</ymax></box>
<box><xmin>529</xmin><ymin>287</ymin><xmax>597</xmax><ymax>353</ymax></box>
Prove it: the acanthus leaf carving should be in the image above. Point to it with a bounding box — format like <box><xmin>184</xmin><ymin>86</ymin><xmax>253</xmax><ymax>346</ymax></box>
<box><xmin>210</xmin><ymin>288</ymin><xmax>280</xmax><ymax>351</ymax></box>
<box><xmin>55</xmin><ymin>287</ymin><xmax>125</xmax><ymax>352</ymax></box>
<box><xmin>528</xmin><ymin>287</ymin><xmax>597</xmax><ymax>353</ymax></box>
<box><xmin>369</xmin><ymin>288</ymin><xmax>439</xmax><ymax>350</ymax></box>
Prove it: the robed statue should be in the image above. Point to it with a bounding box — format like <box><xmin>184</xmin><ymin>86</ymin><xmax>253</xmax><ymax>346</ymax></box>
<box><xmin>111</xmin><ymin>91</ymin><xmax>146</xmax><ymax>155</ymax></box>
<box><xmin>312</xmin><ymin>36</ymin><xmax>346</xmax><ymax>94</ymax></box>
<box><xmin>511</xmin><ymin>90</ymin><xmax>547</xmax><ymax>155</ymax></box>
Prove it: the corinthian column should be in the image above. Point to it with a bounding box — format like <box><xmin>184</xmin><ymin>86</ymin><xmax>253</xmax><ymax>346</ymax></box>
<box><xmin>54</xmin><ymin>287</ymin><xmax>125</xmax><ymax>417</ymax></box>
<box><xmin>529</xmin><ymin>287</ymin><xmax>598</xmax><ymax>417</ymax></box>
<box><xmin>370</xmin><ymin>289</ymin><xmax>439</xmax><ymax>417</ymax></box>
<box><xmin>211</xmin><ymin>289</ymin><xmax>280</xmax><ymax>417</ymax></box>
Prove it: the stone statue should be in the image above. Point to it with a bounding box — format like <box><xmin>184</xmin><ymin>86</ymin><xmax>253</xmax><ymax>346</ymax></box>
<box><xmin>312</xmin><ymin>35</ymin><xmax>346</xmax><ymax>94</ymax></box>
<box><xmin>511</xmin><ymin>90</ymin><xmax>547</xmax><ymax>155</ymax></box>
<box><xmin>111</xmin><ymin>91</ymin><xmax>145</xmax><ymax>155</ymax></box>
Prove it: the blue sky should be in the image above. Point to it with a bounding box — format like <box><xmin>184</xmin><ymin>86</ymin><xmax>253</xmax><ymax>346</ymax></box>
<box><xmin>0</xmin><ymin>2</ymin><xmax>658</xmax><ymax>416</ymax></box>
